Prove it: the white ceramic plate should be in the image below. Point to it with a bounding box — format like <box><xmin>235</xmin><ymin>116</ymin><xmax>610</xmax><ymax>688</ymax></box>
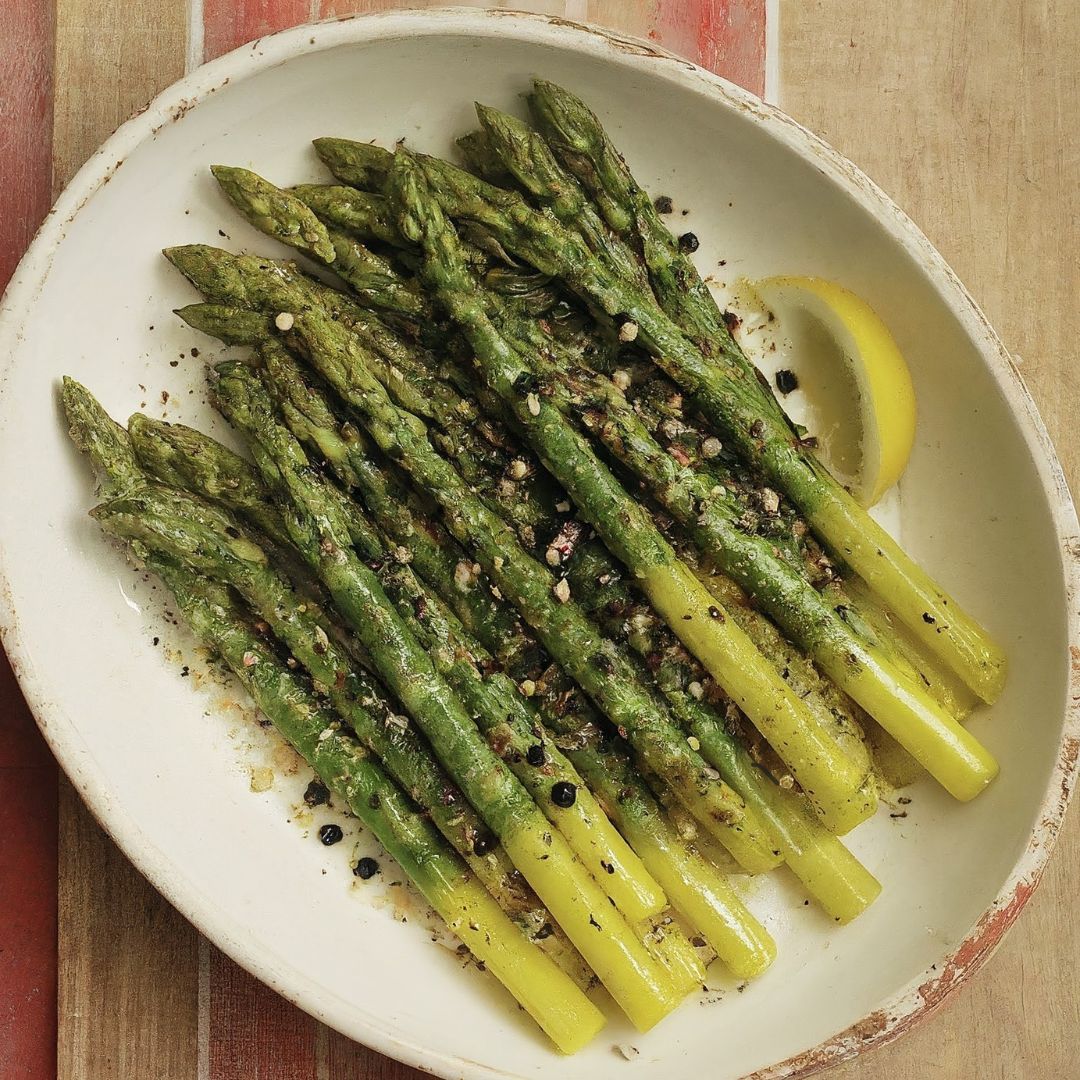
<box><xmin>1</xmin><ymin>11</ymin><xmax>1077</xmax><ymax>1079</ymax></box>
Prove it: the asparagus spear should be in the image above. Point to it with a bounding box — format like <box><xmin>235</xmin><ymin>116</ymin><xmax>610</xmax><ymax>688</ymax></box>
<box><xmin>64</xmin><ymin>379</ymin><xmax>593</xmax><ymax>982</ymax></box>
<box><xmin>388</xmin><ymin>151</ymin><xmax>884</xmax><ymax>831</ymax></box>
<box><xmin>211</xmin><ymin>166</ymin><xmax>431</xmax><ymax>322</ymax></box>
<box><xmin>205</xmin><ymin>365</ymin><xmax>682</xmax><ymax>1031</ymax></box>
<box><xmin>373</xmin><ymin>125</ymin><xmax>1005</xmax><ymax>707</ymax></box>
<box><xmin>290</xmin><ymin>184</ymin><xmax>408</xmax><ymax>250</ymax></box>
<box><xmin>147</xmin><ymin>551</ymin><xmax>605</xmax><ymax>1054</ymax></box>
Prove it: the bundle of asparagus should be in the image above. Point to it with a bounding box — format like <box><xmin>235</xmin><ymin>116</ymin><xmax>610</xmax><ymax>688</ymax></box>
<box><xmin>63</xmin><ymin>80</ymin><xmax>1004</xmax><ymax>1052</ymax></box>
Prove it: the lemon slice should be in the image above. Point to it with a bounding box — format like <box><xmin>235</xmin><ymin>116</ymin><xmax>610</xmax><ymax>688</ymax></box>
<box><xmin>748</xmin><ymin>275</ymin><xmax>916</xmax><ymax>507</ymax></box>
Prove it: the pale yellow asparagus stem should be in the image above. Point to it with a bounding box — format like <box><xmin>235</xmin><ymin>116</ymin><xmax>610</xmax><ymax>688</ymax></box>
<box><xmin>697</xmin><ymin>569</ymin><xmax>875</xmax><ymax>777</ymax></box>
<box><xmin>628</xmin><ymin>815</ymin><xmax>777</xmax><ymax>980</ymax></box>
<box><xmin>838</xmin><ymin>652</ymin><xmax>998</xmax><ymax>800</ymax></box>
<box><xmin>539</xmin><ymin>770</ymin><xmax>667</xmax><ymax>922</ymax></box>
<box><xmin>640</xmin><ymin>560</ymin><xmax>877</xmax><ymax>833</ymax></box>
<box><xmin>836</xmin><ymin>577</ymin><xmax>981</xmax><ymax>721</ymax></box>
<box><xmin>836</xmin><ymin>578</ymin><xmax>981</xmax><ymax>788</ymax></box>
<box><xmin>808</xmin><ymin>487</ymin><xmax>1006</xmax><ymax>703</ymax></box>
<box><xmin>501</xmin><ymin>826</ymin><xmax>684</xmax><ymax>1032</ymax></box>
<box><xmin>638</xmin><ymin>916</ymin><xmax>707</xmax><ymax>996</ymax></box>
<box><xmin>432</xmin><ymin>862</ymin><xmax>606</xmax><ymax>1053</ymax></box>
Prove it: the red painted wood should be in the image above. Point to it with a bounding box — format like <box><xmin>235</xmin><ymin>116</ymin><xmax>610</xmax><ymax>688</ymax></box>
<box><xmin>324</xmin><ymin>1026</ymin><xmax>427</xmax><ymax>1079</ymax></box>
<box><xmin>0</xmin><ymin>660</ymin><xmax>58</xmax><ymax>1080</ymax></box>
<box><xmin>209</xmin><ymin>950</ymin><xmax>321</xmax><ymax>1079</ymax></box>
<box><xmin>203</xmin><ymin>0</ymin><xmax>313</xmax><ymax>61</ymax></box>
<box><xmin>0</xmin><ymin>0</ymin><xmax>56</xmax><ymax>290</ymax></box>
<box><xmin>650</xmin><ymin>0</ymin><xmax>766</xmax><ymax>95</ymax></box>
<box><xmin>0</xmin><ymin>1</ymin><xmax>58</xmax><ymax>1077</ymax></box>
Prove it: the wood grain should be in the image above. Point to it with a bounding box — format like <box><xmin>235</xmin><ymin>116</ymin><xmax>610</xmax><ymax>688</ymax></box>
<box><xmin>56</xmin><ymin>782</ymin><xmax>200</xmax><ymax>1080</ymax></box>
<box><xmin>203</xmin><ymin>0</ymin><xmax>312</xmax><ymax>61</ymax></box>
<box><xmin>779</xmin><ymin>1</ymin><xmax>1080</xmax><ymax>1074</ymax></box>
<box><xmin>0</xmin><ymin>3</ymin><xmax>58</xmax><ymax>1075</ymax></box>
<box><xmin>52</xmin><ymin>3</ymin><xmax>196</xmax><ymax>1080</ymax></box>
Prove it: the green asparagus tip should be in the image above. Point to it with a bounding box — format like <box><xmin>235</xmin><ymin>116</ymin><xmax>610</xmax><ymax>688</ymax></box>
<box><xmin>175</xmin><ymin>303</ymin><xmax>273</xmax><ymax>347</ymax></box>
<box><xmin>388</xmin><ymin>149</ymin><xmax>426</xmax><ymax>246</ymax></box>
<box><xmin>210</xmin><ymin>166</ymin><xmax>337</xmax><ymax>265</ymax></box>
<box><xmin>162</xmin><ymin>244</ymin><xmax>210</xmax><ymax>273</ymax></box>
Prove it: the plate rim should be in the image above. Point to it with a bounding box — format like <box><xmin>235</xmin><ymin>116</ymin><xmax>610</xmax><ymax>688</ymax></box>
<box><xmin>1</xmin><ymin>9</ymin><xmax>1077</xmax><ymax>1079</ymax></box>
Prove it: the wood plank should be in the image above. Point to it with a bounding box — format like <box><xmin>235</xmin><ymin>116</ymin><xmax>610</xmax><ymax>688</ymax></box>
<box><xmin>779</xmin><ymin>1</ymin><xmax>1080</xmax><ymax>1074</ymax></box>
<box><xmin>56</xmin><ymin>780</ymin><xmax>200</xmax><ymax>1080</ymax></box>
<box><xmin>0</xmin><ymin>0</ymin><xmax>56</xmax><ymax>288</ymax></box>
<box><xmin>0</xmin><ymin>663</ymin><xmax>58</xmax><ymax>1080</ymax></box>
<box><xmin>0</xmin><ymin>3</ymin><xmax>59</xmax><ymax>1077</ymax></box>
<box><xmin>203</xmin><ymin>0</ymin><xmax>311</xmax><ymax>61</ymax></box>
<box><xmin>52</xmin><ymin>3</ymin><xmax>196</xmax><ymax>1079</ymax></box>
<box><xmin>207</xmin><ymin>954</ymin><xmax>321</xmax><ymax>1080</ymax></box>
<box><xmin>647</xmin><ymin>0</ymin><xmax>765</xmax><ymax>95</ymax></box>
<box><xmin>317</xmin><ymin>1</ymin><xmax>765</xmax><ymax>95</ymax></box>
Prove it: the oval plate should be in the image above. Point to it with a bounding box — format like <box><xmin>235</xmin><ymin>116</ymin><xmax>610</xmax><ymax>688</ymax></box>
<box><xmin>1</xmin><ymin>10</ymin><xmax>1077</xmax><ymax>1079</ymax></box>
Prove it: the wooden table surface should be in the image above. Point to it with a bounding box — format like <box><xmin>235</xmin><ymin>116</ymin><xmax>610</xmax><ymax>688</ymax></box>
<box><xmin>1</xmin><ymin>1</ymin><xmax>1077</xmax><ymax>1077</ymax></box>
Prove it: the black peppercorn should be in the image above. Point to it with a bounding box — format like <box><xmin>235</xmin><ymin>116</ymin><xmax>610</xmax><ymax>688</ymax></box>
<box><xmin>318</xmin><ymin>823</ymin><xmax>344</xmax><ymax>846</ymax></box>
<box><xmin>774</xmin><ymin>368</ymin><xmax>799</xmax><ymax>394</ymax></box>
<box><xmin>526</xmin><ymin>744</ymin><xmax>545</xmax><ymax>766</ymax></box>
<box><xmin>653</xmin><ymin>194</ymin><xmax>674</xmax><ymax>214</ymax></box>
<box><xmin>353</xmin><ymin>856</ymin><xmax>379</xmax><ymax>879</ymax></box>
<box><xmin>678</xmin><ymin>231</ymin><xmax>700</xmax><ymax>253</ymax></box>
<box><xmin>551</xmin><ymin>781</ymin><xmax>577</xmax><ymax>808</ymax></box>
<box><xmin>303</xmin><ymin>779</ymin><xmax>330</xmax><ymax>807</ymax></box>
<box><xmin>473</xmin><ymin>832</ymin><xmax>496</xmax><ymax>856</ymax></box>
